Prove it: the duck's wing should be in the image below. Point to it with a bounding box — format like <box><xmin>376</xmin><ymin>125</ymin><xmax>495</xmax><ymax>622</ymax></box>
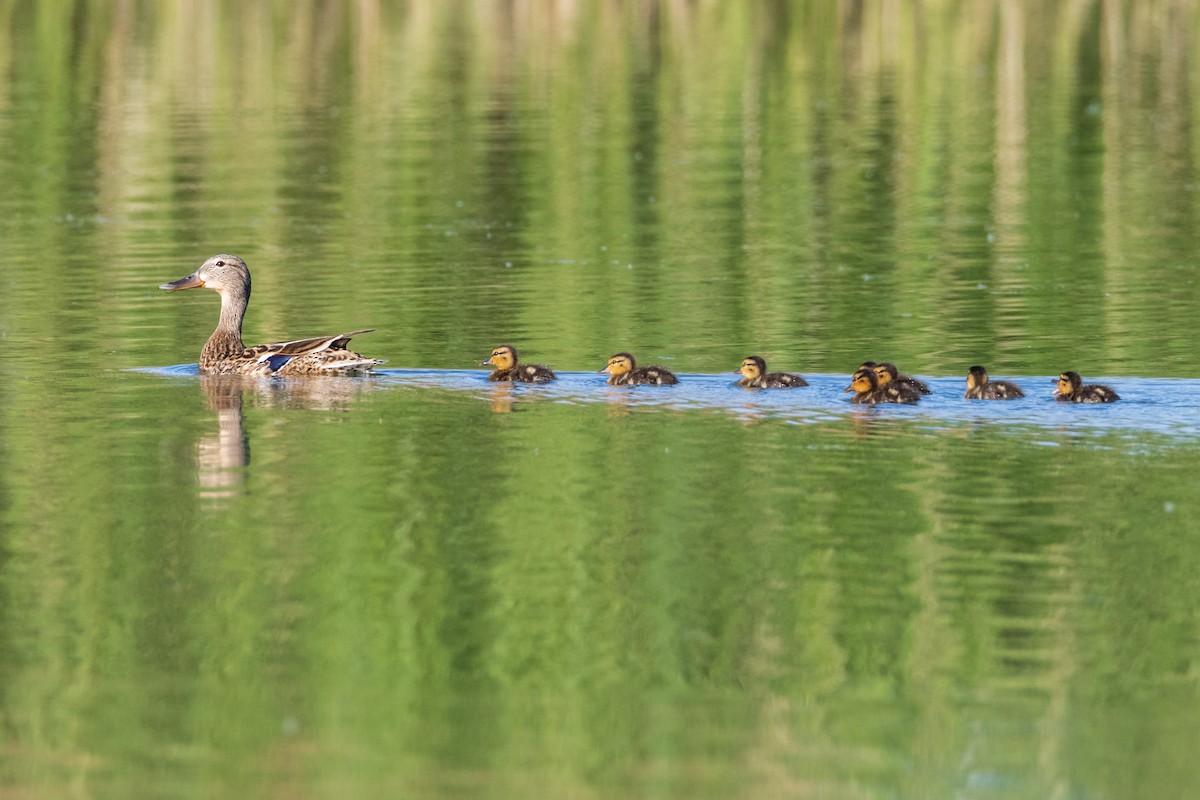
<box><xmin>244</xmin><ymin>329</ymin><xmax>375</xmax><ymax>362</ymax></box>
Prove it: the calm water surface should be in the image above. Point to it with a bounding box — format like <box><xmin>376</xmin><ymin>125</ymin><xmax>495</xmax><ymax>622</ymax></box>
<box><xmin>3</xmin><ymin>3</ymin><xmax>1200</xmax><ymax>799</ymax></box>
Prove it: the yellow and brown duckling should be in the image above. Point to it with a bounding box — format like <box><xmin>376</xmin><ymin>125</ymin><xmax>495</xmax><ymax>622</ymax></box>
<box><xmin>965</xmin><ymin>365</ymin><xmax>1025</xmax><ymax>400</ymax></box>
<box><xmin>1053</xmin><ymin>371</ymin><xmax>1119</xmax><ymax>403</ymax></box>
<box><xmin>873</xmin><ymin>362</ymin><xmax>931</xmax><ymax>396</ymax></box>
<box><xmin>482</xmin><ymin>344</ymin><xmax>556</xmax><ymax>383</ymax></box>
<box><xmin>845</xmin><ymin>367</ymin><xmax>920</xmax><ymax>404</ymax></box>
<box><xmin>734</xmin><ymin>356</ymin><xmax>808</xmax><ymax>388</ymax></box>
<box><xmin>160</xmin><ymin>254</ymin><xmax>384</xmax><ymax>375</ymax></box>
<box><xmin>600</xmin><ymin>352</ymin><xmax>678</xmax><ymax>386</ymax></box>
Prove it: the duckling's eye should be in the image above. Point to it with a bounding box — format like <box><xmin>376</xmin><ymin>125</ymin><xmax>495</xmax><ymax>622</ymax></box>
<box><xmin>216</xmin><ymin>260</ymin><xmax>225</xmax><ymax>266</ymax></box>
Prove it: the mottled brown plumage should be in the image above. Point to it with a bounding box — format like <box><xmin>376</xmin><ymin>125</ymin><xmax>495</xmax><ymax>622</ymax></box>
<box><xmin>845</xmin><ymin>367</ymin><xmax>920</xmax><ymax>404</ymax></box>
<box><xmin>965</xmin><ymin>366</ymin><xmax>1025</xmax><ymax>400</ymax></box>
<box><xmin>160</xmin><ymin>255</ymin><xmax>383</xmax><ymax>376</ymax></box>
<box><xmin>1053</xmin><ymin>371</ymin><xmax>1119</xmax><ymax>403</ymax></box>
<box><xmin>874</xmin><ymin>362</ymin><xmax>930</xmax><ymax>397</ymax></box>
<box><xmin>600</xmin><ymin>352</ymin><xmax>678</xmax><ymax>386</ymax></box>
<box><xmin>481</xmin><ymin>344</ymin><xmax>556</xmax><ymax>383</ymax></box>
<box><xmin>734</xmin><ymin>356</ymin><xmax>808</xmax><ymax>388</ymax></box>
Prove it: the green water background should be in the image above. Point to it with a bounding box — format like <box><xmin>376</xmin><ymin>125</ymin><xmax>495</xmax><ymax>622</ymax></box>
<box><xmin>2</xmin><ymin>2</ymin><xmax>1199</xmax><ymax>798</ymax></box>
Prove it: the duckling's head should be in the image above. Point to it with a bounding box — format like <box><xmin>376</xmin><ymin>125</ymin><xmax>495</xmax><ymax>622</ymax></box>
<box><xmin>845</xmin><ymin>367</ymin><xmax>879</xmax><ymax>393</ymax></box>
<box><xmin>966</xmin><ymin>365</ymin><xmax>989</xmax><ymax>391</ymax></box>
<box><xmin>483</xmin><ymin>344</ymin><xmax>518</xmax><ymax>370</ymax></box>
<box><xmin>873</xmin><ymin>363</ymin><xmax>900</xmax><ymax>386</ymax></box>
<box><xmin>160</xmin><ymin>254</ymin><xmax>251</xmax><ymax>299</ymax></box>
<box><xmin>858</xmin><ymin>360</ymin><xmax>878</xmax><ymax>371</ymax></box>
<box><xmin>600</xmin><ymin>352</ymin><xmax>636</xmax><ymax>376</ymax></box>
<box><xmin>1053</xmin><ymin>371</ymin><xmax>1082</xmax><ymax>397</ymax></box>
<box><xmin>736</xmin><ymin>356</ymin><xmax>767</xmax><ymax>381</ymax></box>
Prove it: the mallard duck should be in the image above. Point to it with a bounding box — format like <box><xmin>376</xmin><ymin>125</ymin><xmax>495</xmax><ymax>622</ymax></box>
<box><xmin>965</xmin><ymin>365</ymin><xmax>1025</xmax><ymax>399</ymax></box>
<box><xmin>481</xmin><ymin>344</ymin><xmax>556</xmax><ymax>382</ymax></box>
<box><xmin>160</xmin><ymin>255</ymin><xmax>384</xmax><ymax>376</ymax></box>
<box><xmin>1053</xmin><ymin>371</ymin><xmax>1119</xmax><ymax>403</ymax></box>
<box><xmin>845</xmin><ymin>367</ymin><xmax>920</xmax><ymax>404</ymax></box>
<box><xmin>600</xmin><ymin>352</ymin><xmax>678</xmax><ymax>385</ymax></box>
<box><xmin>734</xmin><ymin>356</ymin><xmax>808</xmax><ymax>388</ymax></box>
<box><xmin>874</xmin><ymin>362</ymin><xmax>931</xmax><ymax>396</ymax></box>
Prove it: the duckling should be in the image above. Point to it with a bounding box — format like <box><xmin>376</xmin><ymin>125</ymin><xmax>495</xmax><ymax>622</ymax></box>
<box><xmin>874</xmin><ymin>362</ymin><xmax>931</xmax><ymax>396</ymax></box>
<box><xmin>600</xmin><ymin>352</ymin><xmax>678</xmax><ymax>386</ymax></box>
<box><xmin>734</xmin><ymin>355</ymin><xmax>808</xmax><ymax>388</ymax></box>
<box><xmin>965</xmin><ymin>365</ymin><xmax>1025</xmax><ymax>400</ymax></box>
<box><xmin>482</xmin><ymin>344</ymin><xmax>556</xmax><ymax>383</ymax></box>
<box><xmin>1053</xmin><ymin>371</ymin><xmax>1119</xmax><ymax>403</ymax></box>
<box><xmin>844</xmin><ymin>367</ymin><xmax>920</xmax><ymax>404</ymax></box>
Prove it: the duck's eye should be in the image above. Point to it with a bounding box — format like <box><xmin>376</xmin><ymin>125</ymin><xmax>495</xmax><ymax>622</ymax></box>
<box><xmin>216</xmin><ymin>260</ymin><xmax>225</xmax><ymax>266</ymax></box>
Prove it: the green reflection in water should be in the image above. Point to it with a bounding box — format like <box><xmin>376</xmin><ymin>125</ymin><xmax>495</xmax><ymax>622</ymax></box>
<box><xmin>4</xmin><ymin>376</ymin><xmax>1199</xmax><ymax>798</ymax></box>
<box><xmin>2</xmin><ymin>1</ymin><xmax>1200</xmax><ymax>798</ymax></box>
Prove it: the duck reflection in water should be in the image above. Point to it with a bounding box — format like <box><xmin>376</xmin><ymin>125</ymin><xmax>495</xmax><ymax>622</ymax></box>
<box><xmin>195</xmin><ymin>375</ymin><xmax>384</xmax><ymax>508</ymax></box>
<box><xmin>197</xmin><ymin>376</ymin><xmax>251</xmax><ymax>507</ymax></box>
<box><xmin>488</xmin><ymin>383</ymin><xmax>516</xmax><ymax>413</ymax></box>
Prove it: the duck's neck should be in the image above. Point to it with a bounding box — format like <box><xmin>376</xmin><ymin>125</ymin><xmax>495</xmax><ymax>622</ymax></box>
<box><xmin>201</xmin><ymin>287</ymin><xmax>249</xmax><ymax>364</ymax></box>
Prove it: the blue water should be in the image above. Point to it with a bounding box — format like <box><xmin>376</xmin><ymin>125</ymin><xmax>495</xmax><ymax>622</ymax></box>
<box><xmin>137</xmin><ymin>367</ymin><xmax>1200</xmax><ymax>445</ymax></box>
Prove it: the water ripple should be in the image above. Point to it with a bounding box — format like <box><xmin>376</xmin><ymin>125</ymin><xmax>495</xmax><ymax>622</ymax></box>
<box><xmin>356</xmin><ymin>370</ymin><xmax>1200</xmax><ymax>445</ymax></box>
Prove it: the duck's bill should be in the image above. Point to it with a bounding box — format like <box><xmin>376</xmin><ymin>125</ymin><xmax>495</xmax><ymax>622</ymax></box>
<box><xmin>598</xmin><ymin>366</ymin><xmax>612</xmax><ymax>374</ymax></box>
<box><xmin>843</xmin><ymin>385</ymin><xmax>854</xmax><ymax>392</ymax></box>
<box><xmin>481</xmin><ymin>358</ymin><xmax>493</xmax><ymax>366</ymax></box>
<box><xmin>1051</xmin><ymin>388</ymin><xmax>1062</xmax><ymax>395</ymax></box>
<box><xmin>160</xmin><ymin>273</ymin><xmax>205</xmax><ymax>291</ymax></box>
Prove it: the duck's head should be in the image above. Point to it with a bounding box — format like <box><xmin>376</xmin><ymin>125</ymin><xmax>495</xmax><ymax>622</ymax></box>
<box><xmin>858</xmin><ymin>360</ymin><xmax>878</xmax><ymax>371</ymax></box>
<box><xmin>483</xmin><ymin>344</ymin><xmax>517</xmax><ymax>370</ymax></box>
<box><xmin>736</xmin><ymin>356</ymin><xmax>766</xmax><ymax>381</ymax></box>
<box><xmin>160</xmin><ymin>254</ymin><xmax>251</xmax><ymax>298</ymax></box>
<box><xmin>1053</xmin><ymin>371</ymin><xmax>1082</xmax><ymax>398</ymax></box>
<box><xmin>873</xmin><ymin>362</ymin><xmax>900</xmax><ymax>386</ymax></box>
<box><xmin>600</xmin><ymin>352</ymin><xmax>636</xmax><ymax>376</ymax></box>
<box><xmin>845</xmin><ymin>367</ymin><xmax>879</xmax><ymax>393</ymax></box>
<box><xmin>966</xmin><ymin>365</ymin><xmax>989</xmax><ymax>391</ymax></box>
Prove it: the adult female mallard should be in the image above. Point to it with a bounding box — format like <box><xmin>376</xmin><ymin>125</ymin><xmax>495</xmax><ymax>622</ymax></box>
<box><xmin>734</xmin><ymin>356</ymin><xmax>808</xmax><ymax>388</ymax></box>
<box><xmin>964</xmin><ymin>366</ymin><xmax>1025</xmax><ymax>399</ymax></box>
<box><xmin>481</xmin><ymin>344</ymin><xmax>556</xmax><ymax>382</ymax></box>
<box><xmin>1053</xmin><ymin>371</ymin><xmax>1119</xmax><ymax>403</ymax></box>
<box><xmin>160</xmin><ymin>255</ymin><xmax>384</xmax><ymax>376</ymax></box>
<box><xmin>600</xmin><ymin>352</ymin><xmax>678</xmax><ymax>386</ymax></box>
<box><xmin>874</xmin><ymin>362</ymin><xmax>931</xmax><ymax>396</ymax></box>
<box><xmin>845</xmin><ymin>367</ymin><xmax>920</xmax><ymax>404</ymax></box>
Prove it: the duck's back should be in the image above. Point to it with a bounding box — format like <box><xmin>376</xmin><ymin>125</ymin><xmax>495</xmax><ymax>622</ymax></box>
<box><xmin>491</xmin><ymin>363</ymin><xmax>556</xmax><ymax>383</ymax></box>
<box><xmin>761</xmin><ymin>371</ymin><xmax>808</xmax><ymax>388</ymax></box>
<box><xmin>1074</xmin><ymin>384</ymin><xmax>1119</xmax><ymax>403</ymax></box>
<box><xmin>628</xmin><ymin>365</ymin><xmax>678</xmax><ymax>385</ymax></box>
<box><xmin>896</xmin><ymin>376</ymin><xmax>931</xmax><ymax>395</ymax></box>
<box><xmin>967</xmin><ymin>381</ymin><xmax>1025</xmax><ymax>400</ymax></box>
